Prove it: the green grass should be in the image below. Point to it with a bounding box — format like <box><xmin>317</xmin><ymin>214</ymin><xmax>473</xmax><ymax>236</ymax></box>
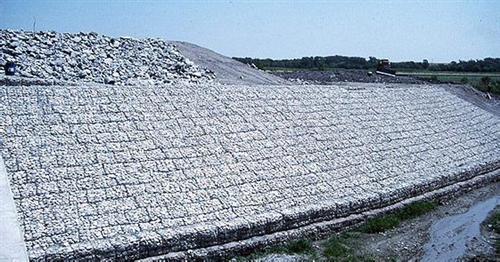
<box><xmin>263</xmin><ymin>66</ymin><xmax>342</xmax><ymax>72</ymax></box>
<box><xmin>396</xmin><ymin>71</ymin><xmax>500</xmax><ymax>94</ymax></box>
<box><xmin>358</xmin><ymin>214</ymin><xmax>401</xmax><ymax>233</ymax></box>
<box><xmin>233</xmin><ymin>239</ymin><xmax>315</xmax><ymax>261</ymax></box>
<box><xmin>492</xmin><ymin>211</ymin><xmax>500</xmax><ymax>234</ymax></box>
<box><xmin>416</xmin><ymin>74</ymin><xmax>500</xmax><ymax>83</ymax></box>
<box><xmin>324</xmin><ymin>237</ymin><xmax>354</xmax><ymax>260</ymax></box>
<box><xmin>323</xmin><ymin>233</ymin><xmax>360</xmax><ymax>261</ymax></box>
<box><xmin>359</xmin><ymin>201</ymin><xmax>438</xmax><ymax>233</ymax></box>
<box><xmin>286</xmin><ymin>239</ymin><xmax>314</xmax><ymax>254</ymax></box>
<box><xmin>489</xmin><ymin>211</ymin><xmax>500</xmax><ymax>256</ymax></box>
<box><xmin>395</xmin><ymin>69</ymin><xmax>500</xmax><ymax>76</ymax></box>
<box><xmin>323</xmin><ymin>232</ymin><xmax>383</xmax><ymax>262</ymax></box>
<box><xmin>424</xmin><ymin>75</ymin><xmax>500</xmax><ymax>94</ymax></box>
<box><xmin>397</xmin><ymin>201</ymin><xmax>438</xmax><ymax>220</ymax></box>
<box><xmin>324</xmin><ymin>201</ymin><xmax>437</xmax><ymax>259</ymax></box>
<box><xmin>268</xmin><ymin>67</ymin><xmax>500</xmax><ymax>94</ymax></box>
<box><xmin>238</xmin><ymin>201</ymin><xmax>438</xmax><ymax>261</ymax></box>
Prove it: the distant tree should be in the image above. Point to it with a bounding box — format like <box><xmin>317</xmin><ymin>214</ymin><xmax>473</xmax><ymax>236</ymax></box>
<box><xmin>232</xmin><ymin>56</ymin><xmax>500</xmax><ymax>73</ymax></box>
<box><xmin>492</xmin><ymin>80</ymin><xmax>500</xmax><ymax>95</ymax></box>
<box><xmin>368</xmin><ymin>57</ymin><xmax>378</xmax><ymax>68</ymax></box>
<box><xmin>480</xmin><ymin>76</ymin><xmax>492</xmax><ymax>92</ymax></box>
<box><xmin>422</xmin><ymin>59</ymin><xmax>429</xmax><ymax>70</ymax></box>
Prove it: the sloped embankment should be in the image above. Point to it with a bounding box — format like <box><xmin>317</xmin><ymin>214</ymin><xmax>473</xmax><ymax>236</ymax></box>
<box><xmin>171</xmin><ymin>41</ymin><xmax>289</xmax><ymax>85</ymax></box>
<box><xmin>0</xmin><ymin>83</ymin><xmax>499</xmax><ymax>260</ymax></box>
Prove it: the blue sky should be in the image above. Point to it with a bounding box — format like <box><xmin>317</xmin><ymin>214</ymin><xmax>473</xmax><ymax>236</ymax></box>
<box><xmin>1</xmin><ymin>0</ymin><xmax>499</xmax><ymax>62</ymax></box>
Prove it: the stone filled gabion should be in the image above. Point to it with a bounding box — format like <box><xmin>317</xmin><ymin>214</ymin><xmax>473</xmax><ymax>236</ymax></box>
<box><xmin>0</xmin><ymin>82</ymin><xmax>499</xmax><ymax>261</ymax></box>
<box><xmin>0</xmin><ymin>29</ymin><xmax>215</xmax><ymax>85</ymax></box>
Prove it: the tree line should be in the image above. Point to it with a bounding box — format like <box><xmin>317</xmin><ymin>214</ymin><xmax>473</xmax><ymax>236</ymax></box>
<box><xmin>233</xmin><ymin>56</ymin><xmax>500</xmax><ymax>72</ymax></box>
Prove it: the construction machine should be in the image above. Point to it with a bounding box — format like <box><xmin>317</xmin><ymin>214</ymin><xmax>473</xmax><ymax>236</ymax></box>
<box><xmin>376</xmin><ymin>59</ymin><xmax>396</xmax><ymax>77</ymax></box>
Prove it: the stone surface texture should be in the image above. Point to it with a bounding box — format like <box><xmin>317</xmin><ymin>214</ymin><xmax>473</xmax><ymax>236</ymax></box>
<box><xmin>0</xmin><ymin>30</ymin><xmax>215</xmax><ymax>85</ymax></box>
<box><xmin>0</xmin><ymin>82</ymin><xmax>499</xmax><ymax>260</ymax></box>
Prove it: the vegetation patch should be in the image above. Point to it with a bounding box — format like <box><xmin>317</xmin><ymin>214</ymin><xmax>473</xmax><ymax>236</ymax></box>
<box><xmin>236</xmin><ymin>201</ymin><xmax>438</xmax><ymax>260</ymax></box>
<box><xmin>326</xmin><ymin>201</ymin><xmax>438</xmax><ymax>258</ymax></box>
<box><xmin>399</xmin><ymin>72</ymin><xmax>500</xmax><ymax>95</ymax></box>
<box><xmin>492</xmin><ymin>211</ymin><xmax>500</xmax><ymax>234</ymax></box>
<box><xmin>397</xmin><ymin>201</ymin><xmax>438</xmax><ymax>220</ymax></box>
<box><xmin>286</xmin><ymin>239</ymin><xmax>314</xmax><ymax>254</ymax></box>
<box><xmin>359</xmin><ymin>201</ymin><xmax>438</xmax><ymax>233</ymax></box>
<box><xmin>323</xmin><ymin>233</ymin><xmax>360</xmax><ymax>260</ymax></box>
<box><xmin>233</xmin><ymin>56</ymin><xmax>500</xmax><ymax>73</ymax></box>
<box><xmin>236</xmin><ymin>201</ymin><xmax>436</xmax><ymax>261</ymax></box>
<box><xmin>358</xmin><ymin>213</ymin><xmax>401</xmax><ymax>233</ymax></box>
<box><xmin>234</xmin><ymin>239</ymin><xmax>316</xmax><ymax>261</ymax></box>
<box><xmin>488</xmin><ymin>210</ymin><xmax>500</xmax><ymax>256</ymax></box>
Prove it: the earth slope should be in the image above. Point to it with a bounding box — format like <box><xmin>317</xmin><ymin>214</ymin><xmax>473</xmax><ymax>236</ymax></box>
<box><xmin>171</xmin><ymin>41</ymin><xmax>289</xmax><ymax>85</ymax></box>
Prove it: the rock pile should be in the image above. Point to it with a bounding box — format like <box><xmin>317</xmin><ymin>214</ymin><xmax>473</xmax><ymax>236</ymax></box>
<box><xmin>0</xmin><ymin>29</ymin><xmax>215</xmax><ymax>85</ymax></box>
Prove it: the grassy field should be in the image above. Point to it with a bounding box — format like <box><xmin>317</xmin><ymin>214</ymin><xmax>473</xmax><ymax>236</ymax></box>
<box><xmin>266</xmin><ymin>66</ymin><xmax>500</xmax><ymax>83</ymax></box>
<box><xmin>396</xmin><ymin>71</ymin><xmax>500</xmax><ymax>94</ymax></box>
<box><xmin>396</xmin><ymin>71</ymin><xmax>500</xmax><ymax>81</ymax></box>
<box><xmin>263</xmin><ymin>66</ymin><xmax>500</xmax><ymax>94</ymax></box>
<box><xmin>262</xmin><ymin>66</ymin><xmax>339</xmax><ymax>72</ymax></box>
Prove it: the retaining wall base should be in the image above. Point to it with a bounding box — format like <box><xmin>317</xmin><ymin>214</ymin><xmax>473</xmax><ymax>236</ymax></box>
<box><xmin>139</xmin><ymin>169</ymin><xmax>499</xmax><ymax>261</ymax></box>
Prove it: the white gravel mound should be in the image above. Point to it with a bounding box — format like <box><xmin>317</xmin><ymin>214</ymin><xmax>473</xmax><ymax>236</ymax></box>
<box><xmin>0</xmin><ymin>29</ymin><xmax>215</xmax><ymax>85</ymax></box>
